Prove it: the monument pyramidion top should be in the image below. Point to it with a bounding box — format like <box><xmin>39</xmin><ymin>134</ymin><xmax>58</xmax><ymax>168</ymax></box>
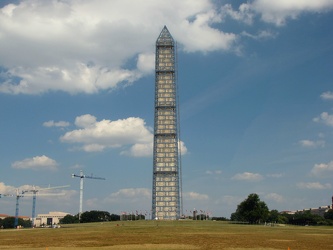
<box><xmin>156</xmin><ymin>25</ymin><xmax>174</xmax><ymax>46</ymax></box>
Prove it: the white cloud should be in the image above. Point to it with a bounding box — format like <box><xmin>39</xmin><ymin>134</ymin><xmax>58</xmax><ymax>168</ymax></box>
<box><xmin>183</xmin><ymin>192</ymin><xmax>209</xmax><ymax>201</ymax></box>
<box><xmin>221</xmin><ymin>3</ymin><xmax>254</xmax><ymax>24</ymax></box>
<box><xmin>43</xmin><ymin>120</ymin><xmax>70</xmax><ymax>127</ymax></box>
<box><xmin>121</xmin><ymin>139</ymin><xmax>187</xmax><ymax>157</ymax></box>
<box><xmin>266</xmin><ymin>173</ymin><xmax>283</xmax><ymax>178</ymax></box>
<box><xmin>297</xmin><ymin>182</ymin><xmax>332</xmax><ymax>190</ymax></box>
<box><xmin>61</xmin><ymin>114</ymin><xmax>153</xmax><ymax>153</ymax></box>
<box><xmin>11</xmin><ymin>155</ymin><xmax>58</xmax><ymax>171</ymax></box>
<box><xmin>178</xmin><ymin>140</ymin><xmax>188</xmax><ymax>155</ymax></box>
<box><xmin>219</xmin><ymin>195</ymin><xmax>243</xmax><ymax>206</ymax></box>
<box><xmin>104</xmin><ymin>188</ymin><xmax>151</xmax><ymax>204</ymax></box>
<box><xmin>231</xmin><ymin>172</ymin><xmax>263</xmax><ymax>181</ymax></box>
<box><xmin>205</xmin><ymin>170</ymin><xmax>222</xmax><ymax>175</ymax></box>
<box><xmin>221</xmin><ymin>1</ymin><xmax>333</xmax><ymax>26</ymax></box>
<box><xmin>320</xmin><ymin>91</ymin><xmax>333</xmax><ymax>100</ymax></box>
<box><xmin>264</xmin><ymin>193</ymin><xmax>284</xmax><ymax>203</ymax></box>
<box><xmin>137</xmin><ymin>53</ymin><xmax>155</xmax><ymax>73</ymax></box>
<box><xmin>313</xmin><ymin>112</ymin><xmax>333</xmax><ymax>126</ymax></box>
<box><xmin>298</xmin><ymin>139</ymin><xmax>325</xmax><ymax>148</ymax></box>
<box><xmin>61</xmin><ymin>114</ymin><xmax>188</xmax><ymax>157</ymax></box>
<box><xmin>75</xmin><ymin>114</ymin><xmax>97</xmax><ymax>128</ymax></box>
<box><xmin>241</xmin><ymin>30</ymin><xmax>278</xmax><ymax>40</ymax></box>
<box><xmin>0</xmin><ymin>0</ymin><xmax>238</xmax><ymax>95</ymax></box>
<box><xmin>121</xmin><ymin>143</ymin><xmax>153</xmax><ymax>157</ymax></box>
<box><xmin>251</xmin><ymin>0</ymin><xmax>333</xmax><ymax>26</ymax></box>
<box><xmin>0</xmin><ymin>182</ymin><xmax>16</xmax><ymax>195</ymax></box>
<box><xmin>311</xmin><ymin>161</ymin><xmax>333</xmax><ymax>177</ymax></box>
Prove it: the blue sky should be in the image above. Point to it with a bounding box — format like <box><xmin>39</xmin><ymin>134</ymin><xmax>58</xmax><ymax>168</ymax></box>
<box><xmin>1</xmin><ymin>0</ymin><xmax>333</xmax><ymax>219</ymax></box>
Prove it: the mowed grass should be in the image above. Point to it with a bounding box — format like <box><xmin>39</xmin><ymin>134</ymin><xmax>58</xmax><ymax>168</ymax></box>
<box><xmin>1</xmin><ymin>220</ymin><xmax>333</xmax><ymax>250</ymax></box>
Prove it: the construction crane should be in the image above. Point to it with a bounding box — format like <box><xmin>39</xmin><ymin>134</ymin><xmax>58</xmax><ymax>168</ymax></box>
<box><xmin>14</xmin><ymin>189</ymin><xmax>24</xmax><ymax>228</ymax></box>
<box><xmin>0</xmin><ymin>189</ymin><xmax>27</xmax><ymax>228</ymax></box>
<box><xmin>22</xmin><ymin>185</ymin><xmax>69</xmax><ymax>227</ymax></box>
<box><xmin>72</xmin><ymin>170</ymin><xmax>105</xmax><ymax>220</ymax></box>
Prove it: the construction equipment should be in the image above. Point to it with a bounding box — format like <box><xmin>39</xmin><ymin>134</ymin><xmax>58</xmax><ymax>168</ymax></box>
<box><xmin>72</xmin><ymin>170</ymin><xmax>105</xmax><ymax>220</ymax></box>
<box><xmin>0</xmin><ymin>189</ymin><xmax>26</xmax><ymax>228</ymax></box>
<box><xmin>22</xmin><ymin>185</ymin><xmax>69</xmax><ymax>227</ymax></box>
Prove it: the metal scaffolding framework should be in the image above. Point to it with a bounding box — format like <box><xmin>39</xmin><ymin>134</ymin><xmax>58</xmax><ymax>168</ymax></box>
<box><xmin>152</xmin><ymin>26</ymin><xmax>181</xmax><ymax>220</ymax></box>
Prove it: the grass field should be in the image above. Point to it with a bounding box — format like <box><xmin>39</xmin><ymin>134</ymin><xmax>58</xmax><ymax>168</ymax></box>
<box><xmin>1</xmin><ymin>220</ymin><xmax>333</xmax><ymax>250</ymax></box>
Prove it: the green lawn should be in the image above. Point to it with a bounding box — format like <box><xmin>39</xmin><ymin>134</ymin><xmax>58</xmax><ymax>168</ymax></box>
<box><xmin>0</xmin><ymin>220</ymin><xmax>332</xmax><ymax>249</ymax></box>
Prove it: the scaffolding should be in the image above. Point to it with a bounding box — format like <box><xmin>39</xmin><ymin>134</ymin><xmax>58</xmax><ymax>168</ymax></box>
<box><xmin>152</xmin><ymin>26</ymin><xmax>181</xmax><ymax>220</ymax></box>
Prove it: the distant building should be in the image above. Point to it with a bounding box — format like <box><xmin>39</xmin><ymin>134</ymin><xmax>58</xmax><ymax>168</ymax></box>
<box><xmin>0</xmin><ymin>214</ymin><xmax>9</xmax><ymax>220</ymax></box>
<box><xmin>0</xmin><ymin>214</ymin><xmax>30</xmax><ymax>221</ymax></box>
<box><xmin>282</xmin><ymin>205</ymin><xmax>332</xmax><ymax>218</ymax></box>
<box><xmin>35</xmin><ymin>211</ymin><xmax>69</xmax><ymax>227</ymax></box>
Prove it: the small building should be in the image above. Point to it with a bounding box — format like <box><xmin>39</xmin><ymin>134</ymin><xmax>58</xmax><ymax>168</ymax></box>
<box><xmin>35</xmin><ymin>211</ymin><xmax>69</xmax><ymax>227</ymax></box>
<box><xmin>0</xmin><ymin>214</ymin><xmax>30</xmax><ymax>221</ymax></box>
<box><xmin>282</xmin><ymin>205</ymin><xmax>332</xmax><ymax>218</ymax></box>
<box><xmin>0</xmin><ymin>214</ymin><xmax>9</xmax><ymax>220</ymax></box>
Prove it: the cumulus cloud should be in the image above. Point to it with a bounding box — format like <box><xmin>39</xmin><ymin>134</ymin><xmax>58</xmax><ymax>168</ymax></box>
<box><xmin>121</xmin><ymin>143</ymin><xmax>153</xmax><ymax>157</ymax></box>
<box><xmin>313</xmin><ymin>112</ymin><xmax>333</xmax><ymax>126</ymax></box>
<box><xmin>0</xmin><ymin>182</ymin><xmax>16</xmax><ymax>195</ymax></box>
<box><xmin>221</xmin><ymin>3</ymin><xmax>254</xmax><ymax>24</ymax></box>
<box><xmin>205</xmin><ymin>170</ymin><xmax>222</xmax><ymax>175</ymax></box>
<box><xmin>183</xmin><ymin>192</ymin><xmax>209</xmax><ymax>201</ymax></box>
<box><xmin>264</xmin><ymin>193</ymin><xmax>284</xmax><ymax>203</ymax></box>
<box><xmin>297</xmin><ymin>182</ymin><xmax>332</xmax><ymax>190</ymax></box>
<box><xmin>104</xmin><ymin>188</ymin><xmax>151</xmax><ymax>204</ymax></box>
<box><xmin>251</xmin><ymin>0</ymin><xmax>333</xmax><ymax>26</ymax></box>
<box><xmin>60</xmin><ymin>114</ymin><xmax>187</xmax><ymax>157</ymax></box>
<box><xmin>241</xmin><ymin>30</ymin><xmax>278</xmax><ymax>40</ymax></box>
<box><xmin>311</xmin><ymin>161</ymin><xmax>333</xmax><ymax>177</ymax></box>
<box><xmin>221</xmin><ymin>1</ymin><xmax>333</xmax><ymax>26</ymax></box>
<box><xmin>231</xmin><ymin>172</ymin><xmax>263</xmax><ymax>181</ymax></box>
<box><xmin>219</xmin><ymin>195</ymin><xmax>243</xmax><ymax>206</ymax></box>
<box><xmin>121</xmin><ymin>139</ymin><xmax>187</xmax><ymax>157</ymax></box>
<box><xmin>298</xmin><ymin>139</ymin><xmax>325</xmax><ymax>148</ymax></box>
<box><xmin>320</xmin><ymin>91</ymin><xmax>333</xmax><ymax>100</ymax></box>
<box><xmin>0</xmin><ymin>0</ymin><xmax>238</xmax><ymax>95</ymax></box>
<box><xmin>43</xmin><ymin>120</ymin><xmax>70</xmax><ymax>127</ymax></box>
<box><xmin>61</xmin><ymin>114</ymin><xmax>153</xmax><ymax>153</ymax></box>
<box><xmin>11</xmin><ymin>155</ymin><xmax>58</xmax><ymax>171</ymax></box>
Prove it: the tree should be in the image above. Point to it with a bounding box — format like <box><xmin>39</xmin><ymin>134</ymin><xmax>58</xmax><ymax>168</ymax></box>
<box><xmin>0</xmin><ymin>217</ymin><xmax>31</xmax><ymax>229</ymax></box>
<box><xmin>80</xmin><ymin>210</ymin><xmax>114</xmax><ymax>223</ymax></box>
<box><xmin>231</xmin><ymin>193</ymin><xmax>269</xmax><ymax>224</ymax></box>
<box><xmin>110</xmin><ymin>214</ymin><xmax>120</xmax><ymax>221</ymax></box>
<box><xmin>284</xmin><ymin>211</ymin><xmax>326</xmax><ymax>226</ymax></box>
<box><xmin>59</xmin><ymin>214</ymin><xmax>79</xmax><ymax>224</ymax></box>
<box><xmin>324</xmin><ymin>209</ymin><xmax>333</xmax><ymax>220</ymax></box>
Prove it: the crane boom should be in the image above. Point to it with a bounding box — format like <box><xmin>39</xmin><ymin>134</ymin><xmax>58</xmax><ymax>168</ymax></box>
<box><xmin>72</xmin><ymin>170</ymin><xmax>105</xmax><ymax>220</ymax></box>
<box><xmin>22</xmin><ymin>185</ymin><xmax>70</xmax><ymax>227</ymax></box>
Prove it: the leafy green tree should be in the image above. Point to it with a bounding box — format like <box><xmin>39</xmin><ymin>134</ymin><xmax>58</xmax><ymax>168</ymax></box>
<box><xmin>110</xmin><ymin>214</ymin><xmax>120</xmax><ymax>221</ymax></box>
<box><xmin>80</xmin><ymin>210</ymin><xmax>113</xmax><ymax>223</ymax></box>
<box><xmin>285</xmin><ymin>211</ymin><xmax>325</xmax><ymax>226</ymax></box>
<box><xmin>211</xmin><ymin>217</ymin><xmax>228</xmax><ymax>221</ymax></box>
<box><xmin>231</xmin><ymin>193</ymin><xmax>269</xmax><ymax>224</ymax></box>
<box><xmin>0</xmin><ymin>217</ymin><xmax>31</xmax><ymax>229</ymax></box>
<box><xmin>267</xmin><ymin>210</ymin><xmax>279</xmax><ymax>222</ymax></box>
<box><xmin>324</xmin><ymin>209</ymin><xmax>333</xmax><ymax>220</ymax></box>
<box><xmin>59</xmin><ymin>214</ymin><xmax>79</xmax><ymax>224</ymax></box>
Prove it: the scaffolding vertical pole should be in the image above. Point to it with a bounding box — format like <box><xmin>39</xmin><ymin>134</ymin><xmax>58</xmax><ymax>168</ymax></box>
<box><xmin>152</xmin><ymin>26</ymin><xmax>181</xmax><ymax>220</ymax></box>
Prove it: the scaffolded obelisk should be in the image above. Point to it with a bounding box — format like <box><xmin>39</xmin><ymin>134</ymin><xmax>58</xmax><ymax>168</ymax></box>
<box><xmin>152</xmin><ymin>26</ymin><xmax>181</xmax><ymax>220</ymax></box>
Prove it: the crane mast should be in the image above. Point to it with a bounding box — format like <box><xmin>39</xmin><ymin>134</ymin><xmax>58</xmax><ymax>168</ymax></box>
<box><xmin>22</xmin><ymin>185</ymin><xmax>69</xmax><ymax>227</ymax></box>
<box><xmin>72</xmin><ymin>170</ymin><xmax>105</xmax><ymax>220</ymax></box>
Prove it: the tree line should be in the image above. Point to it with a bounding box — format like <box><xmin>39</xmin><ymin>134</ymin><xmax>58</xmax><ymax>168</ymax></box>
<box><xmin>60</xmin><ymin>210</ymin><xmax>120</xmax><ymax>224</ymax></box>
<box><xmin>230</xmin><ymin>193</ymin><xmax>333</xmax><ymax>226</ymax></box>
<box><xmin>0</xmin><ymin>217</ymin><xmax>32</xmax><ymax>229</ymax></box>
